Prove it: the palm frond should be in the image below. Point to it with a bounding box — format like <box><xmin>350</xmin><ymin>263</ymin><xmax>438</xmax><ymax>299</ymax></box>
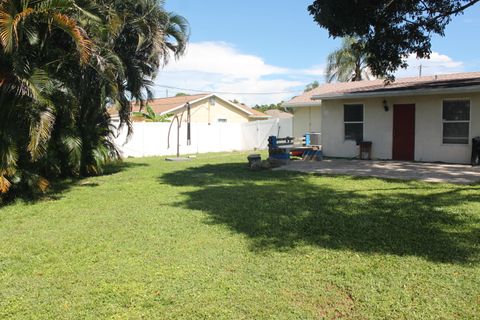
<box><xmin>0</xmin><ymin>135</ymin><xmax>18</xmax><ymax>193</ymax></box>
<box><xmin>0</xmin><ymin>139</ymin><xmax>18</xmax><ymax>176</ymax></box>
<box><xmin>61</xmin><ymin>135</ymin><xmax>82</xmax><ymax>174</ymax></box>
<box><xmin>28</xmin><ymin>107</ymin><xmax>55</xmax><ymax>160</ymax></box>
<box><xmin>0</xmin><ymin>4</ymin><xmax>15</xmax><ymax>52</ymax></box>
<box><xmin>52</xmin><ymin>12</ymin><xmax>91</xmax><ymax>63</ymax></box>
<box><xmin>0</xmin><ymin>175</ymin><xmax>11</xmax><ymax>193</ymax></box>
<box><xmin>164</xmin><ymin>12</ymin><xmax>189</xmax><ymax>58</ymax></box>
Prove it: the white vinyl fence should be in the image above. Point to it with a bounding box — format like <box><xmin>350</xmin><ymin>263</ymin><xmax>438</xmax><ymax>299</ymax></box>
<box><xmin>114</xmin><ymin>118</ymin><xmax>293</xmax><ymax>158</ymax></box>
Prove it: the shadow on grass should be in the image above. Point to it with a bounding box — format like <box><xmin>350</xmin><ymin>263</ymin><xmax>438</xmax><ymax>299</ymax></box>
<box><xmin>160</xmin><ymin>163</ymin><xmax>480</xmax><ymax>264</ymax></box>
<box><xmin>0</xmin><ymin>161</ymin><xmax>149</xmax><ymax>207</ymax></box>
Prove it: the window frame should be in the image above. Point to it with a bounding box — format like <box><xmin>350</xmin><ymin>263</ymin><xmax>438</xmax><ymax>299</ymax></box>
<box><xmin>343</xmin><ymin>103</ymin><xmax>365</xmax><ymax>142</ymax></box>
<box><xmin>441</xmin><ymin>98</ymin><xmax>471</xmax><ymax>145</ymax></box>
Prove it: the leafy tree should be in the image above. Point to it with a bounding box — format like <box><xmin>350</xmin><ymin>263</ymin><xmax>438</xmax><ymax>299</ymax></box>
<box><xmin>175</xmin><ymin>92</ymin><xmax>189</xmax><ymax>97</ymax></box>
<box><xmin>304</xmin><ymin>81</ymin><xmax>319</xmax><ymax>92</ymax></box>
<box><xmin>254</xmin><ymin>102</ymin><xmax>292</xmax><ymax>114</ymax></box>
<box><xmin>326</xmin><ymin>37</ymin><xmax>371</xmax><ymax>83</ymax></box>
<box><xmin>308</xmin><ymin>0</ymin><xmax>479</xmax><ymax>79</ymax></box>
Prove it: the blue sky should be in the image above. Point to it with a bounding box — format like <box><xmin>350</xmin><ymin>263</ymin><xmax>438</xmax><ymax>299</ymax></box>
<box><xmin>155</xmin><ymin>1</ymin><xmax>480</xmax><ymax>104</ymax></box>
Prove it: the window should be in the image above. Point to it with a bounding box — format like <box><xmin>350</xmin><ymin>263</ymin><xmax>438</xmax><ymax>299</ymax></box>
<box><xmin>217</xmin><ymin>118</ymin><xmax>227</xmax><ymax>123</ymax></box>
<box><xmin>344</xmin><ymin>104</ymin><xmax>364</xmax><ymax>141</ymax></box>
<box><xmin>442</xmin><ymin>100</ymin><xmax>470</xmax><ymax>144</ymax></box>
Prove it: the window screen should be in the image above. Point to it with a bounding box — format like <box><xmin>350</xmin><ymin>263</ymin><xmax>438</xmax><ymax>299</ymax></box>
<box><xmin>442</xmin><ymin>100</ymin><xmax>470</xmax><ymax>144</ymax></box>
<box><xmin>344</xmin><ymin>104</ymin><xmax>364</xmax><ymax>141</ymax></box>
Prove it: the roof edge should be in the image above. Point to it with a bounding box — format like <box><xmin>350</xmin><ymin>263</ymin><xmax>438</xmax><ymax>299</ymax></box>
<box><xmin>249</xmin><ymin>114</ymin><xmax>272</xmax><ymax>118</ymax></box>
<box><xmin>158</xmin><ymin>93</ymin><xmax>214</xmax><ymax>115</ymax></box>
<box><xmin>313</xmin><ymin>85</ymin><xmax>480</xmax><ymax>101</ymax></box>
<box><xmin>282</xmin><ymin>101</ymin><xmax>322</xmax><ymax>108</ymax></box>
<box><xmin>159</xmin><ymin>94</ymin><xmax>258</xmax><ymax>116</ymax></box>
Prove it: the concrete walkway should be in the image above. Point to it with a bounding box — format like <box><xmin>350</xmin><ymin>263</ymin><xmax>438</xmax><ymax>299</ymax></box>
<box><xmin>277</xmin><ymin>159</ymin><xmax>480</xmax><ymax>184</ymax></box>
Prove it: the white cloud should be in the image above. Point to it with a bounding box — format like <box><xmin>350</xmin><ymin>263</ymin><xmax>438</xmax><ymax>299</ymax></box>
<box><xmin>396</xmin><ymin>52</ymin><xmax>464</xmax><ymax>78</ymax></box>
<box><xmin>165</xmin><ymin>42</ymin><xmax>288</xmax><ymax>79</ymax></box>
<box><xmin>211</xmin><ymin>78</ymin><xmax>304</xmax><ymax>106</ymax></box>
<box><xmin>153</xmin><ymin>42</ymin><xmax>465</xmax><ymax>105</ymax></box>
<box><xmin>301</xmin><ymin>64</ymin><xmax>326</xmax><ymax>76</ymax></box>
<box><xmin>153</xmin><ymin>42</ymin><xmax>309</xmax><ymax>105</ymax></box>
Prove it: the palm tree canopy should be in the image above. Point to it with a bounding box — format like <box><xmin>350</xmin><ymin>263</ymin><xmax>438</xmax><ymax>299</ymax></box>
<box><xmin>326</xmin><ymin>37</ymin><xmax>371</xmax><ymax>83</ymax></box>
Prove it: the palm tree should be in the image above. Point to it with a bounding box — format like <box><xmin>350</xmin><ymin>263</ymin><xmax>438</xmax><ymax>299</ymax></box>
<box><xmin>0</xmin><ymin>0</ymin><xmax>92</xmax><ymax>194</ymax></box>
<box><xmin>0</xmin><ymin>0</ymin><xmax>190</xmax><ymax>196</ymax></box>
<box><xmin>75</xmin><ymin>0</ymin><xmax>190</xmax><ymax>174</ymax></box>
<box><xmin>326</xmin><ymin>37</ymin><xmax>371</xmax><ymax>83</ymax></box>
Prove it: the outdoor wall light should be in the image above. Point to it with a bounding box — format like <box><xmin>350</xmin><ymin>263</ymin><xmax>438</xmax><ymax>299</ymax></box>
<box><xmin>383</xmin><ymin>99</ymin><xmax>389</xmax><ymax>112</ymax></box>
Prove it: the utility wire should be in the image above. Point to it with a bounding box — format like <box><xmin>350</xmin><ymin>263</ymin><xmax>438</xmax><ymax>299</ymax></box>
<box><xmin>155</xmin><ymin>85</ymin><xmax>302</xmax><ymax>95</ymax></box>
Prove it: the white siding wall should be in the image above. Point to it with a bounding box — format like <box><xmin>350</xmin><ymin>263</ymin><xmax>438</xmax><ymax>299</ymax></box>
<box><xmin>322</xmin><ymin>98</ymin><xmax>393</xmax><ymax>159</ymax></box>
<box><xmin>293</xmin><ymin>106</ymin><xmax>322</xmax><ymax>141</ymax></box>
<box><xmin>321</xmin><ymin>93</ymin><xmax>480</xmax><ymax>164</ymax></box>
<box><xmin>322</xmin><ymin>101</ymin><xmax>359</xmax><ymax>159</ymax></box>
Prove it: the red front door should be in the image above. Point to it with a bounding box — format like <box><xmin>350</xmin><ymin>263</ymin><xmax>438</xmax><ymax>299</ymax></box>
<box><xmin>392</xmin><ymin>104</ymin><xmax>416</xmax><ymax>161</ymax></box>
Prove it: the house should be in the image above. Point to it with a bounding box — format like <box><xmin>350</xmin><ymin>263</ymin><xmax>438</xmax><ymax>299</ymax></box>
<box><xmin>129</xmin><ymin>94</ymin><xmax>270</xmax><ymax>124</ymax></box>
<box><xmin>284</xmin><ymin>72</ymin><xmax>480</xmax><ymax>164</ymax></box>
<box><xmin>264</xmin><ymin>109</ymin><xmax>294</xmax><ymax>119</ymax></box>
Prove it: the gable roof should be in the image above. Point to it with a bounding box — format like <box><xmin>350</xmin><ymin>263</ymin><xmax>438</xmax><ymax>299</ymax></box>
<box><xmin>265</xmin><ymin>109</ymin><xmax>293</xmax><ymax>119</ymax></box>
<box><xmin>284</xmin><ymin>72</ymin><xmax>480</xmax><ymax>106</ymax></box>
<box><xmin>131</xmin><ymin>94</ymin><xmax>210</xmax><ymax>114</ymax></box>
<box><xmin>130</xmin><ymin>94</ymin><xmax>270</xmax><ymax>119</ymax></box>
<box><xmin>233</xmin><ymin>102</ymin><xmax>270</xmax><ymax>118</ymax></box>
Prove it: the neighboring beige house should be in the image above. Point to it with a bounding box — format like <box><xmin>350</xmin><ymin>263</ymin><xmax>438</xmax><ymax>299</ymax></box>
<box><xmin>129</xmin><ymin>94</ymin><xmax>270</xmax><ymax>124</ymax></box>
<box><xmin>284</xmin><ymin>72</ymin><xmax>480</xmax><ymax>164</ymax></box>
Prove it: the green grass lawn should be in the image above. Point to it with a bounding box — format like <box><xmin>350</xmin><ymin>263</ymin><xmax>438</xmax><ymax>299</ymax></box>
<box><xmin>0</xmin><ymin>152</ymin><xmax>479</xmax><ymax>319</ymax></box>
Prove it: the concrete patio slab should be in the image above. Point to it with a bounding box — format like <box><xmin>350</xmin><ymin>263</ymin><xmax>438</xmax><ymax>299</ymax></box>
<box><xmin>276</xmin><ymin>159</ymin><xmax>480</xmax><ymax>184</ymax></box>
